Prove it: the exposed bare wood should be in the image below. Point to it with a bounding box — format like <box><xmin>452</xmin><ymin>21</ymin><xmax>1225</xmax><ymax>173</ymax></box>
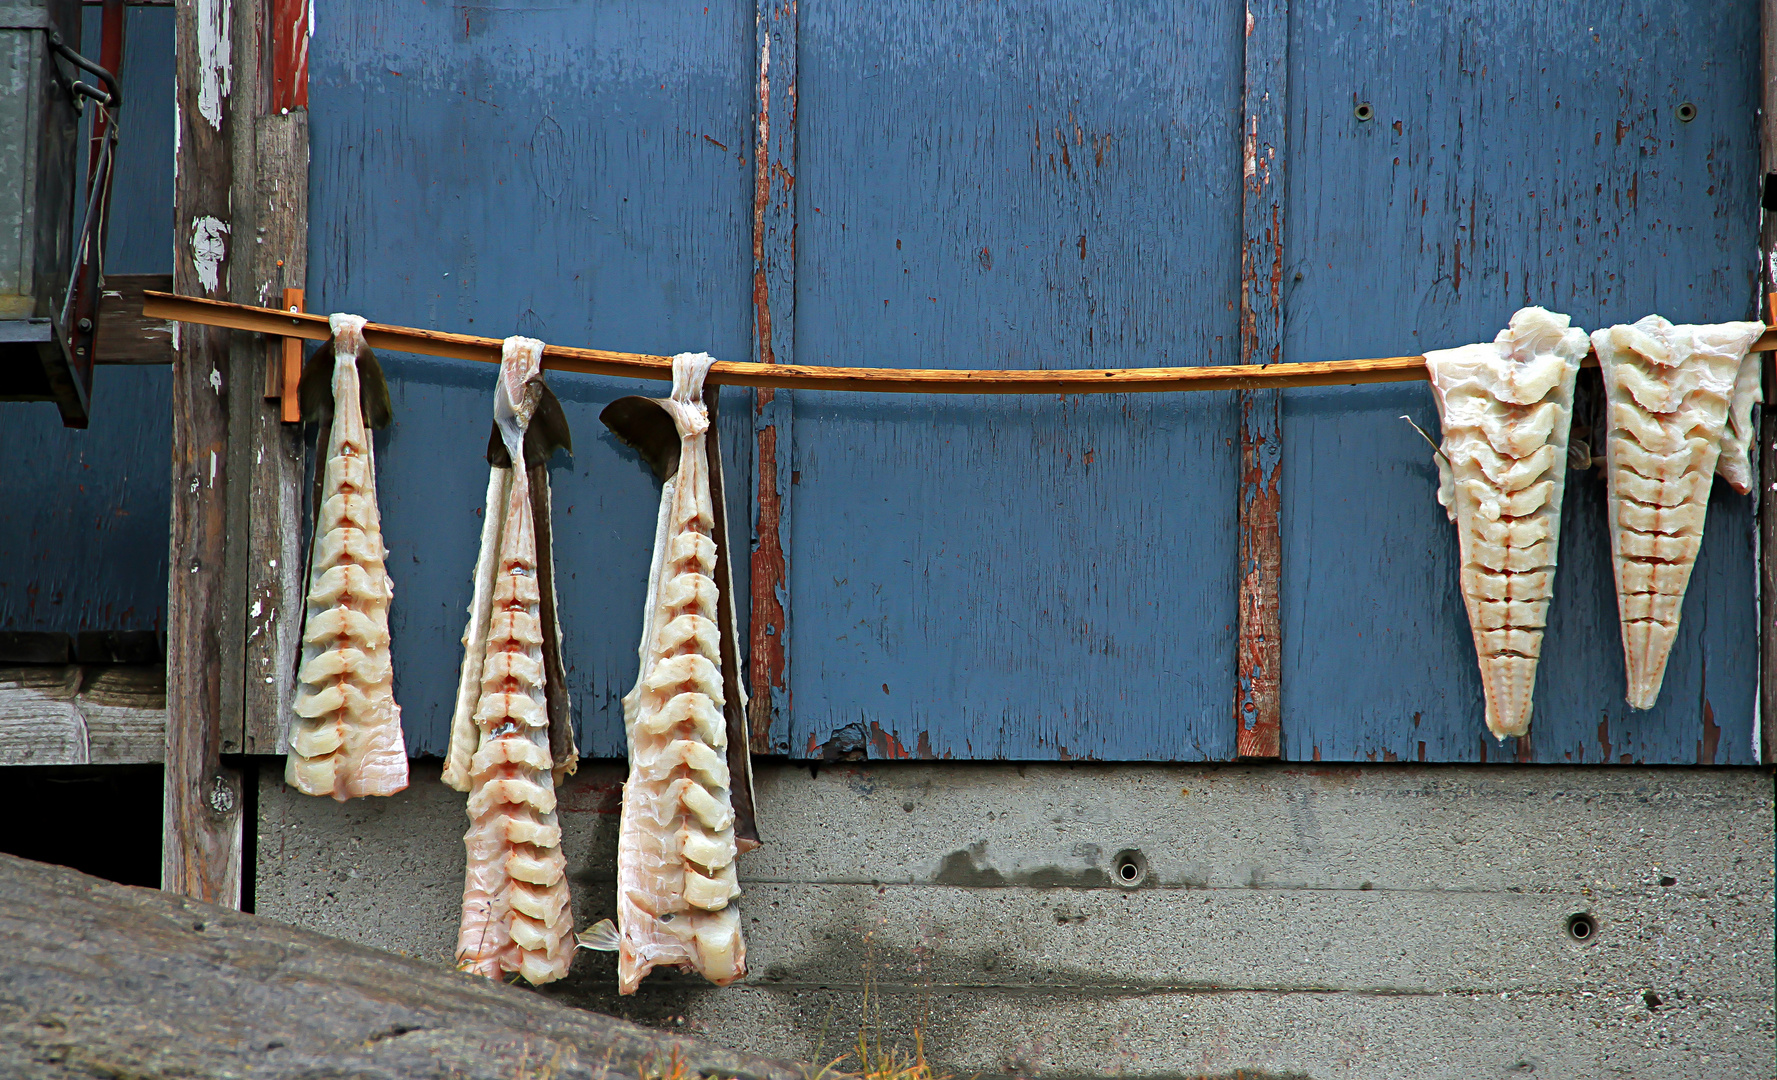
<box><xmin>165</xmin><ymin>0</ymin><xmax>243</xmax><ymax>906</ymax></box>
<box><xmin>147</xmin><ymin>291</ymin><xmax>1773</xmax><ymax>398</ymax></box>
<box><xmin>243</xmin><ymin>113</ymin><xmax>310</xmax><ymax>755</ymax></box>
<box><xmin>0</xmin><ymin>853</ymin><xmax>803</xmax><ymax>1080</ymax></box>
<box><xmin>94</xmin><ymin>274</ymin><xmax>175</xmax><ymax>364</ymax></box>
<box><xmin>749</xmin><ymin>0</ymin><xmax>796</xmax><ymax>754</ymax></box>
<box><xmin>0</xmin><ymin>666</ymin><xmax>165</xmax><ymax>765</ymax></box>
<box><xmin>1235</xmin><ymin>0</ymin><xmax>1287</xmax><ymax>759</ymax></box>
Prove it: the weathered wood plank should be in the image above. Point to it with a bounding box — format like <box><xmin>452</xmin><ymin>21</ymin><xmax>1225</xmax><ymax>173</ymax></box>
<box><xmin>1280</xmin><ymin>0</ymin><xmax>1761</xmax><ymax>763</ymax></box>
<box><xmin>0</xmin><ymin>852</ymin><xmax>802</xmax><ymax>1080</ymax></box>
<box><xmin>306</xmin><ymin>1</ymin><xmax>754</xmax><ymax>758</ymax></box>
<box><xmin>94</xmin><ymin>273</ymin><xmax>175</xmax><ymax>364</ymax></box>
<box><xmin>749</xmin><ymin>0</ymin><xmax>796</xmax><ymax>755</ymax></box>
<box><xmin>0</xmin><ymin>665</ymin><xmax>164</xmax><ymax>765</ymax></box>
<box><xmin>784</xmin><ymin>0</ymin><xmax>1241</xmax><ymax>760</ymax></box>
<box><xmin>1235</xmin><ymin>0</ymin><xmax>1287</xmax><ymax>759</ymax></box>
<box><xmin>164</xmin><ymin>0</ymin><xmax>243</xmax><ymax>904</ymax></box>
<box><xmin>243</xmin><ymin>113</ymin><xmax>309</xmax><ymax>755</ymax></box>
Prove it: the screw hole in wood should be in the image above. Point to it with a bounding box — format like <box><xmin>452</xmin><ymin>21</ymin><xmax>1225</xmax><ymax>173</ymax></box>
<box><xmin>1353</xmin><ymin>101</ymin><xmax>1374</xmax><ymax>122</ymax></box>
<box><xmin>1677</xmin><ymin>102</ymin><xmax>1696</xmax><ymax>123</ymax></box>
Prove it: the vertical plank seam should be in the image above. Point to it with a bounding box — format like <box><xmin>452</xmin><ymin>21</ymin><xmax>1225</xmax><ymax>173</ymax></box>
<box><xmin>1235</xmin><ymin>0</ymin><xmax>1286</xmax><ymax>759</ymax></box>
<box><xmin>749</xmin><ymin>0</ymin><xmax>796</xmax><ymax>754</ymax></box>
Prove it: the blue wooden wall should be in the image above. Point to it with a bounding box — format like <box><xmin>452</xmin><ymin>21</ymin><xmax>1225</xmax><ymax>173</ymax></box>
<box><xmin>783</xmin><ymin>3</ymin><xmax>1242</xmax><ymax>760</ymax></box>
<box><xmin>0</xmin><ymin>6</ymin><xmax>174</xmax><ymax>638</ymax></box>
<box><xmin>308</xmin><ymin>1</ymin><xmax>756</xmax><ymax>758</ymax></box>
<box><xmin>1280</xmin><ymin>0</ymin><xmax>1761</xmax><ymax>765</ymax></box>
<box><xmin>296</xmin><ymin>0</ymin><xmax>1760</xmax><ymax>764</ymax></box>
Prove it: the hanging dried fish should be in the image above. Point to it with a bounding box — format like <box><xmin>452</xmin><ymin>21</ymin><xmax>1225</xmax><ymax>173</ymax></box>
<box><xmin>1712</xmin><ymin>343</ymin><xmax>1763</xmax><ymax>496</ymax></box>
<box><xmin>446</xmin><ymin>336</ymin><xmax>577</xmax><ymax>986</ymax></box>
<box><xmin>1592</xmin><ymin>316</ymin><xmax>1763</xmax><ymax>709</ymax></box>
<box><xmin>1424</xmin><ymin>307</ymin><xmax>1589</xmax><ymax>739</ymax></box>
<box><xmin>581</xmin><ymin>352</ymin><xmax>753</xmax><ymax>995</ymax></box>
<box><xmin>286</xmin><ymin>314</ymin><xmax>407</xmax><ymax>800</ymax></box>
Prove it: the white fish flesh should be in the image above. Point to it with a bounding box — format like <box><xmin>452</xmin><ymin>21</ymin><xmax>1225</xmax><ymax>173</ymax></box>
<box><xmin>1593</xmin><ymin>316</ymin><xmax>1763</xmax><ymax>709</ymax></box>
<box><xmin>1425</xmin><ymin>307</ymin><xmax>1589</xmax><ymax>739</ymax></box>
<box><xmin>1713</xmin><ymin>345</ymin><xmax>1763</xmax><ymax>495</ymax></box>
<box><xmin>286</xmin><ymin>314</ymin><xmax>408</xmax><ymax>800</ymax></box>
<box><xmin>612</xmin><ymin>352</ymin><xmax>745</xmax><ymax>994</ymax></box>
<box><xmin>448</xmin><ymin>337</ymin><xmax>575</xmax><ymax>986</ymax></box>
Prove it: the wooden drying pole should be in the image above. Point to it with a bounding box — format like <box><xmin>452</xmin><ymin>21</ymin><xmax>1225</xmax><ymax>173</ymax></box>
<box><xmin>147</xmin><ymin>291</ymin><xmax>1777</xmax><ymax>397</ymax></box>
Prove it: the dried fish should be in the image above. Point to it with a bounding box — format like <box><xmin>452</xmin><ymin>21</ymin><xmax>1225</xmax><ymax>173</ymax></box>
<box><xmin>286</xmin><ymin>314</ymin><xmax>407</xmax><ymax>800</ymax></box>
<box><xmin>447</xmin><ymin>337</ymin><xmax>576</xmax><ymax>986</ymax></box>
<box><xmin>1713</xmin><ymin>345</ymin><xmax>1763</xmax><ymax>495</ymax></box>
<box><xmin>1424</xmin><ymin>307</ymin><xmax>1589</xmax><ymax>739</ymax></box>
<box><xmin>1593</xmin><ymin>316</ymin><xmax>1763</xmax><ymax>709</ymax></box>
<box><xmin>595</xmin><ymin>353</ymin><xmax>747</xmax><ymax>994</ymax></box>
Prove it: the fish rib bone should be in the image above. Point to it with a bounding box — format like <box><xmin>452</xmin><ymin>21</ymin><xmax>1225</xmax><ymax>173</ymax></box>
<box><xmin>614</xmin><ymin>352</ymin><xmax>746</xmax><ymax>995</ymax></box>
<box><xmin>284</xmin><ymin>314</ymin><xmax>408</xmax><ymax>801</ymax></box>
<box><xmin>1595</xmin><ymin>316</ymin><xmax>1763</xmax><ymax>710</ymax></box>
<box><xmin>452</xmin><ymin>337</ymin><xmax>574</xmax><ymax>987</ymax></box>
<box><xmin>1426</xmin><ymin>307</ymin><xmax>1588</xmax><ymax>739</ymax></box>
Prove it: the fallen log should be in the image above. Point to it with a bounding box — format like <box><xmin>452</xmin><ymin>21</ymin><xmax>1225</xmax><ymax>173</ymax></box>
<box><xmin>0</xmin><ymin>853</ymin><xmax>803</xmax><ymax>1080</ymax></box>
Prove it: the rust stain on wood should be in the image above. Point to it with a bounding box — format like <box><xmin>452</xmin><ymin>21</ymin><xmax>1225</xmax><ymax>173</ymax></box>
<box><xmin>1235</xmin><ymin>0</ymin><xmax>1285</xmax><ymax>759</ymax></box>
<box><xmin>749</xmin><ymin>1</ymin><xmax>794</xmax><ymax>754</ymax></box>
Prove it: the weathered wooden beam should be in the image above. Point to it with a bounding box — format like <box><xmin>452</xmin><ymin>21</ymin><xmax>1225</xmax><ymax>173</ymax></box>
<box><xmin>241</xmin><ymin>114</ymin><xmax>310</xmax><ymax>754</ymax></box>
<box><xmin>1760</xmin><ymin>0</ymin><xmax>1777</xmax><ymax>766</ymax></box>
<box><xmin>94</xmin><ymin>274</ymin><xmax>175</xmax><ymax>363</ymax></box>
<box><xmin>749</xmin><ymin>0</ymin><xmax>796</xmax><ymax>754</ymax></box>
<box><xmin>1235</xmin><ymin>0</ymin><xmax>1287</xmax><ymax>760</ymax></box>
<box><xmin>0</xmin><ymin>852</ymin><xmax>803</xmax><ymax>1080</ymax></box>
<box><xmin>0</xmin><ymin>666</ymin><xmax>165</xmax><ymax>765</ymax></box>
<box><xmin>165</xmin><ymin>0</ymin><xmax>244</xmax><ymax>906</ymax></box>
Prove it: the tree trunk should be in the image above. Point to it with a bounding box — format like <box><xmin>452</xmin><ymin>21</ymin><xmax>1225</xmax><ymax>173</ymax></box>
<box><xmin>0</xmin><ymin>853</ymin><xmax>802</xmax><ymax>1080</ymax></box>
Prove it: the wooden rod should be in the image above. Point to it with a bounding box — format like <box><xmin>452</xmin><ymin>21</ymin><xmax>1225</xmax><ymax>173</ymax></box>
<box><xmin>144</xmin><ymin>290</ymin><xmax>1777</xmax><ymax>396</ymax></box>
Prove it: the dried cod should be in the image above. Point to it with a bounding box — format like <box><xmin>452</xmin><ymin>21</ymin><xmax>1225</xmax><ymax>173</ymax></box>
<box><xmin>582</xmin><ymin>352</ymin><xmax>754</xmax><ymax>995</ymax></box>
<box><xmin>286</xmin><ymin>314</ymin><xmax>407</xmax><ymax>800</ymax></box>
<box><xmin>1424</xmin><ymin>307</ymin><xmax>1589</xmax><ymax>739</ymax></box>
<box><xmin>1592</xmin><ymin>316</ymin><xmax>1763</xmax><ymax>709</ymax></box>
<box><xmin>446</xmin><ymin>336</ymin><xmax>578</xmax><ymax>986</ymax></box>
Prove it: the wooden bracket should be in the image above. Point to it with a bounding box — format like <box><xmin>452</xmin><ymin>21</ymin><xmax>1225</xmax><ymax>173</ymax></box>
<box><xmin>262</xmin><ymin>286</ymin><xmax>304</xmax><ymax>422</ymax></box>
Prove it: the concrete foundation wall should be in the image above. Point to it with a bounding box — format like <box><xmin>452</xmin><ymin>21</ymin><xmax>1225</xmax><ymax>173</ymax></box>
<box><xmin>257</xmin><ymin>761</ymin><xmax>1775</xmax><ymax>1079</ymax></box>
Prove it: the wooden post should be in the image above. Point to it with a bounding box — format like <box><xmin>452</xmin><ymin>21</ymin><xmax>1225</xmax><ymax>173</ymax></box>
<box><xmin>242</xmin><ymin>0</ymin><xmax>312</xmax><ymax>752</ymax></box>
<box><xmin>1760</xmin><ymin>0</ymin><xmax>1777</xmax><ymax>765</ymax></box>
<box><xmin>165</xmin><ymin>0</ymin><xmax>245</xmax><ymax>904</ymax></box>
<box><xmin>749</xmin><ymin>0</ymin><xmax>796</xmax><ymax>754</ymax></box>
<box><xmin>1235</xmin><ymin>0</ymin><xmax>1287</xmax><ymax>759</ymax></box>
<box><xmin>167</xmin><ymin>0</ymin><xmax>305</xmax><ymax>904</ymax></box>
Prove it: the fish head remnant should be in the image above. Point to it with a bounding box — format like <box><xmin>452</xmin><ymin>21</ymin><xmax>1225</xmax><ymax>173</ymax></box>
<box><xmin>1424</xmin><ymin>307</ymin><xmax>1587</xmax><ymax>741</ymax></box>
<box><xmin>1592</xmin><ymin>316</ymin><xmax>1763</xmax><ymax>711</ymax></box>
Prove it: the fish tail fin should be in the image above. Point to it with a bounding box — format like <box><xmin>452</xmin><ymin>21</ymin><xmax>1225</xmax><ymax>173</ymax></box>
<box><xmin>576</xmin><ymin>918</ymin><xmax>621</xmax><ymax>952</ymax></box>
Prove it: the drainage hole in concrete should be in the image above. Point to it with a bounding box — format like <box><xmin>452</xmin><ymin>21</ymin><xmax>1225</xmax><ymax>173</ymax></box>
<box><xmin>1566</xmin><ymin>912</ymin><xmax>1597</xmax><ymax>943</ymax></box>
<box><xmin>1112</xmin><ymin>849</ymin><xmax>1148</xmax><ymax>888</ymax></box>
